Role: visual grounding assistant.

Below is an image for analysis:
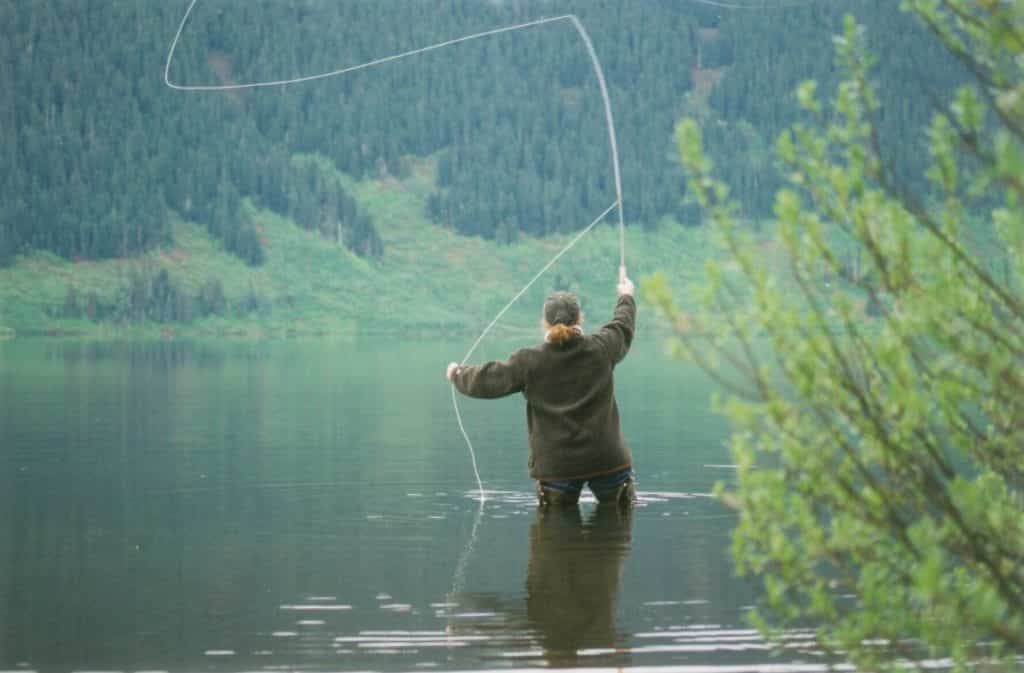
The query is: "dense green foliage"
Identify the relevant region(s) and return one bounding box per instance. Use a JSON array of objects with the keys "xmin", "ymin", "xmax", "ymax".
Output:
[
  {"xmin": 2, "ymin": 0, "xmax": 960, "ymax": 272},
  {"xmin": 55, "ymin": 268, "xmax": 250, "ymax": 325},
  {"xmin": 703, "ymin": 0, "xmax": 966, "ymax": 216},
  {"xmin": 0, "ymin": 159, "xmax": 715, "ymax": 337},
  {"xmin": 0, "ymin": 1, "xmax": 380, "ymax": 266},
  {"xmin": 651, "ymin": 2, "xmax": 1024, "ymax": 669}
]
